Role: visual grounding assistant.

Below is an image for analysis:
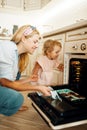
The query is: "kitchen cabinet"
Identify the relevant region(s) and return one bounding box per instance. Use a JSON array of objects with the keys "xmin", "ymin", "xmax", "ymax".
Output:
[
  {"xmin": 66, "ymin": 27, "xmax": 87, "ymax": 42},
  {"xmin": 0, "ymin": 0, "xmax": 51, "ymax": 11},
  {"xmin": 0, "ymin": 0, "xmax": 23, "ymax": 10},
  {"xmin": 64, "ymin": 23, "xmax": 87, "ymax": 53},
  {"xmin": 24, "ymin": 0, "xmax": 51, "ymax": 11}
]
